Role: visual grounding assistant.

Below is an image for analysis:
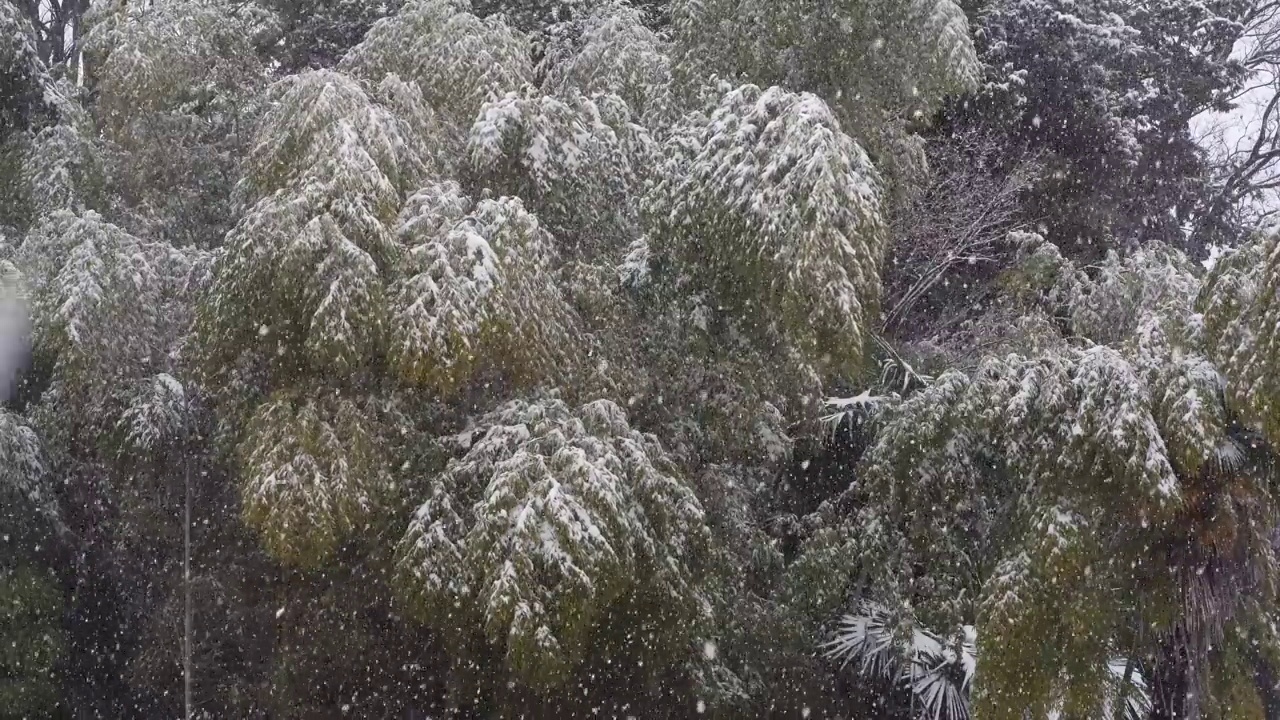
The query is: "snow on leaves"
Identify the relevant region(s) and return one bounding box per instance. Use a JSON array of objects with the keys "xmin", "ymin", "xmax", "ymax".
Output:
[
  {"xmin": 239, "ymin": 391, "xmax": 391, "ymax": 568},
  {"xmin": 1200, "ymin": 231, "xmax": 1280, "ymax": 445},
  {"xmin": 468, "ymin": 89, "xmax": 651, "ymax": 252},
  {"xmin": 340, "ymin": 0, "xmax": 532, "ymax": 153},
  {"xmin": 539, "ymin": 3, "xmax": 673, "ymax": 126},
  {"xmin": 0, "ymin": 1, "xmax": 50, "ymax": 136},
  {"xmin": 669, "ymin": 0, "xmax": 978, "ymax": 187},
  {"xmin": 805, "ymin": 233, "xmax": 1280, "ymax": 720},
  {"xmin": 978, "ymin": 338, "xmax": 1186, "ymax": 511},
  {"xmin": 397, "ymin": 397, "xmax": 708, "ymax": 688},
  {"xmin": 647, "ymin": 84, "xmax": 886, "ymax": 375},
  {"xmin": 18, "ymin": 210, "xmax": 198, "ymax": 396},
  {"xmin": 202, "ymin": 70, "xmax": 431, "ymax": 389},
  {"xmin": 389, "ymin": 183, "xmax": 581, "ymax": 393},
  {"xmin": 0, "ymin": 409, "xmax": 50, "ymax": 521},
  {"xmin": 671, "ymin": 0, "xmax": 979, "ymax": 107},
  {"xmin": 824, "ymin": 602, "xmax": 976, "ymax": 720},
  {"xmin": 199, "ymin": 188, "xmax": 389, "ymax": 388},
  {"xmin": 841, "ymin": 347, "xmax": 1185, "ymax": 720},
  {"xmin": 999, "ymin": 237, "xmax": 1231, "ymax": 478},
  {"xmin": 914, "ymin": 0, "xmax": 983, "ymax": 95},
  {"xmin": 22, "ymin": 86, "xmax": 101, "ymax": 216},
  {"xmin": 120, "ymin": 373, "xmax": 187, "ymax": 452},
  {"xmin": 200, "ymin": 63, "xmax": 600, "ymax": 572},
  {"xmin": 86, "ymin": 0, "xmax": 261, "ymax": 139},
  {"xmin": 472, "ymin": 0, "xmax": 614, "ymax": 32},
  {"xmin": 1068, "ymin": 246, "xmax": 1202, "ymax": 345},
  {"xmin": 241, "ymin": 69, "xmax": 427, "ymax": 208}
]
